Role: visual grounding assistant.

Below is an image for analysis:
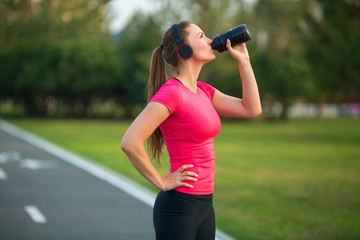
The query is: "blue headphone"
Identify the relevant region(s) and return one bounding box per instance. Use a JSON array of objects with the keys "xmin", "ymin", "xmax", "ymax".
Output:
[{"xmin": 171, "ymin": 24, "xmax": 193, "ymax": 60}]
